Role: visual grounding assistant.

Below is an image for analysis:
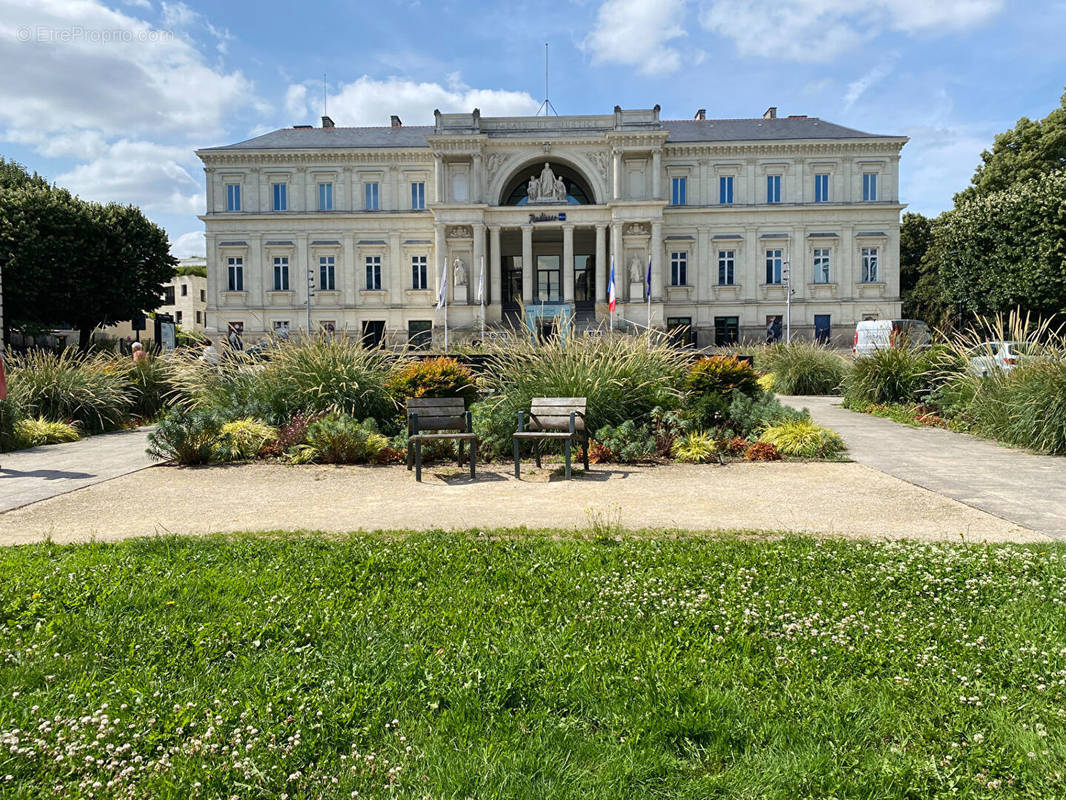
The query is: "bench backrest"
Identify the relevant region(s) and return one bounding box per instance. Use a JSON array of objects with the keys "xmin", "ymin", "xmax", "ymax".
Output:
[
  {"xmin": 528, "ymin": 397, "xmax": 587, "ymax": 431},
  {"xmin": 407, "ymin": 397, "xmax": 467, "ymax": 432}
]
